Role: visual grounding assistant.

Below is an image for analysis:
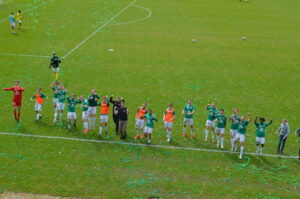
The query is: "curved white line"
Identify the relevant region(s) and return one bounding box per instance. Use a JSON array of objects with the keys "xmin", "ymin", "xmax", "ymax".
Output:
[
  {"xmin": 110, "ymin": 4, "xmax": 152, "ymax": 26},
  {"xmin": 0, "ymin": 132, "xmax": 299, "ymax": 159},
  {"xmin": 63, "ymin": 0, "xmax": 137, "ymax": 58}
]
